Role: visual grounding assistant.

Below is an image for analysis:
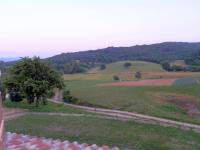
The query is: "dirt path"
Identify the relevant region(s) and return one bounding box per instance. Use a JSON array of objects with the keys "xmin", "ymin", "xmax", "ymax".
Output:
[
  {"xmin": 3, "ymin": 108, "xmax": 28, "ymax": 121},
  {"xmin": 29, "ymin": 112, "xmax": 131, "ymax": 121},
  {"xmin": 49, "ymin": 99, "xmax": 200, "ymax": 133},
  {"xmin": 4, "ymin": 100, "xmax": 200, "ymax": 133}
]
